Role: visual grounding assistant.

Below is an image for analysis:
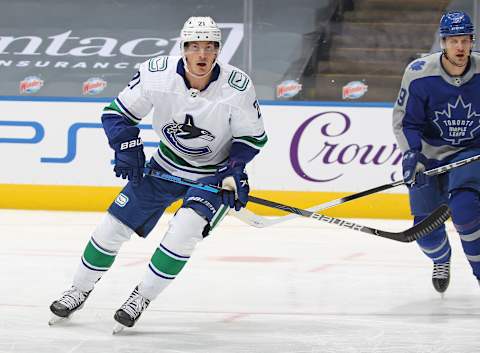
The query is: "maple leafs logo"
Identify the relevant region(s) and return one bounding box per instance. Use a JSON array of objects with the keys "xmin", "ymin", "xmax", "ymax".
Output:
[
  {"xmin": 409, "ymin": 60, "xmax": 426, "ymax": 71},
  {"xmin": 433, "ymin": 95, "xmax": 480, "ymax": 145}
]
